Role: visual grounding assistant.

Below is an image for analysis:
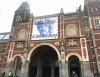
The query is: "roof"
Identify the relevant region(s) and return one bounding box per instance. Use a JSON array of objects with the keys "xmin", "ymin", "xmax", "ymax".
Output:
[
  {"xmin": 0, "ymin": 32, "xmax": 10, "ymax": 41},
  {"xmin": 64, "ymin": 12, "xmax": 81, "ymax": 17},
  {"xmin": 16, "ymin": 2, "xmax": 30, "ymax": 12}
]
